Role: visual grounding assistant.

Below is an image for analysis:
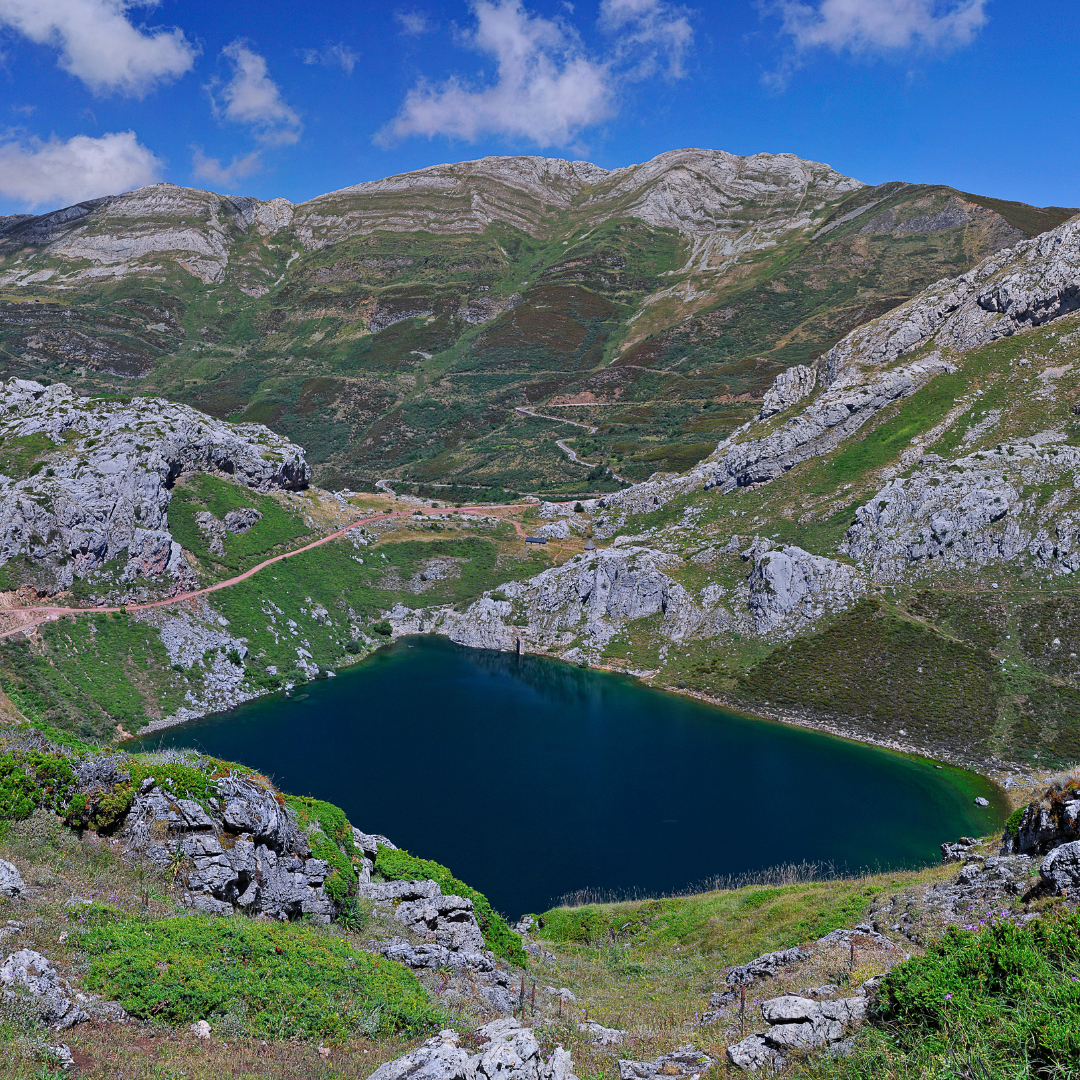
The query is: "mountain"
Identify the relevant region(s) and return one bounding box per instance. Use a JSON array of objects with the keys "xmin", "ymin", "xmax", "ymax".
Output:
[{"xmin": 1, "ymin": 149, "xmax": 1073, "ymax": 495}]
